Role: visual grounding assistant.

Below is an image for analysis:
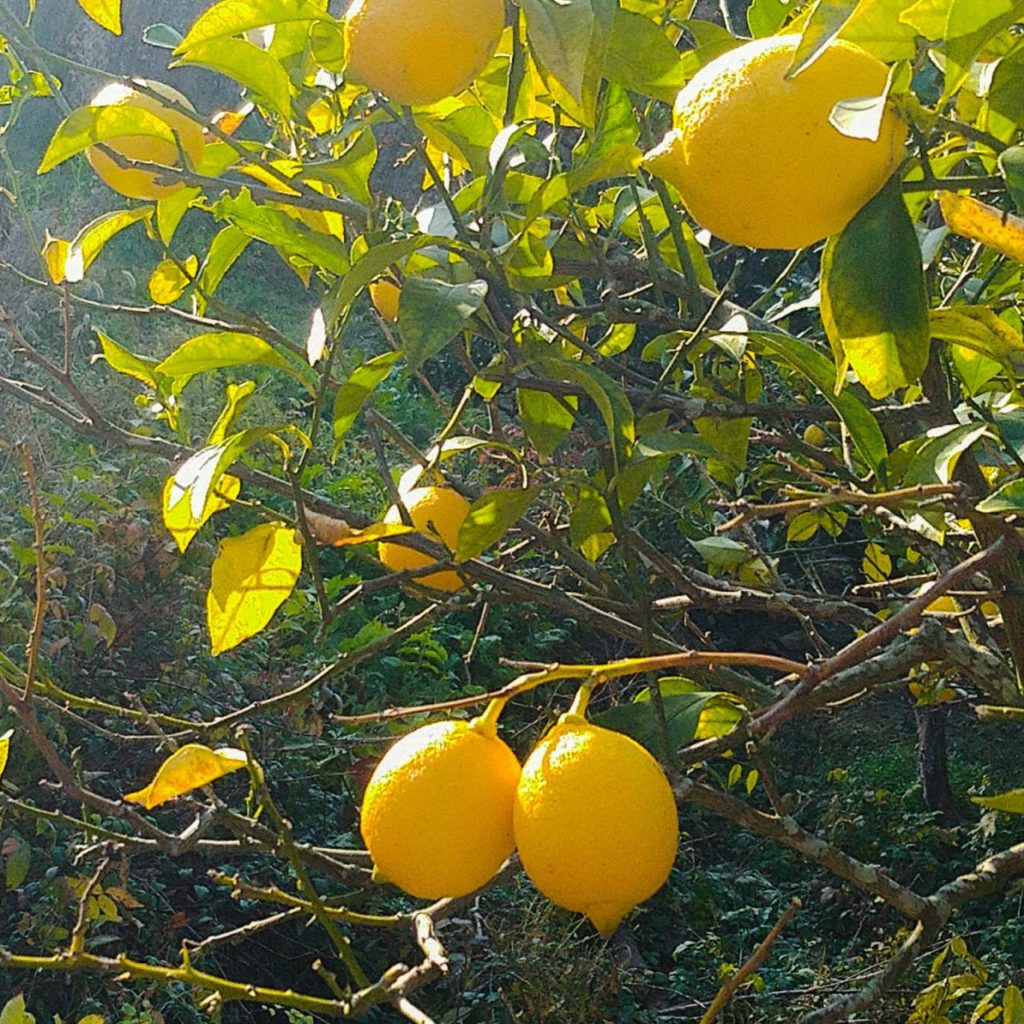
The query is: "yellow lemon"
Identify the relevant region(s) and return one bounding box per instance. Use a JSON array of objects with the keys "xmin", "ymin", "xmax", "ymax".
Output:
[
  {"xmin": 360, "ymin": 716, "xmax": 521, "ymax": 899},
  {"xmin": 85, "ymin": 80, "xmax": 205, "ymax": 201},
  {"xmin": 514, "ymin": 714, "xmax": 679, "ymax": 938},
  {"xmin": 369, "ymin": 277, "xmax": 400, "ymax": 322},
  {"xmin": 643, "ymin": 35, "xmax": 906, "ymax": 249},
  {"xmin": 378, "ymin": 485, "xmax": 470, "ymax": 592},
  {"xmin": 344, "ymin": 0, "xmax": 505, "ymax": 106}
]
